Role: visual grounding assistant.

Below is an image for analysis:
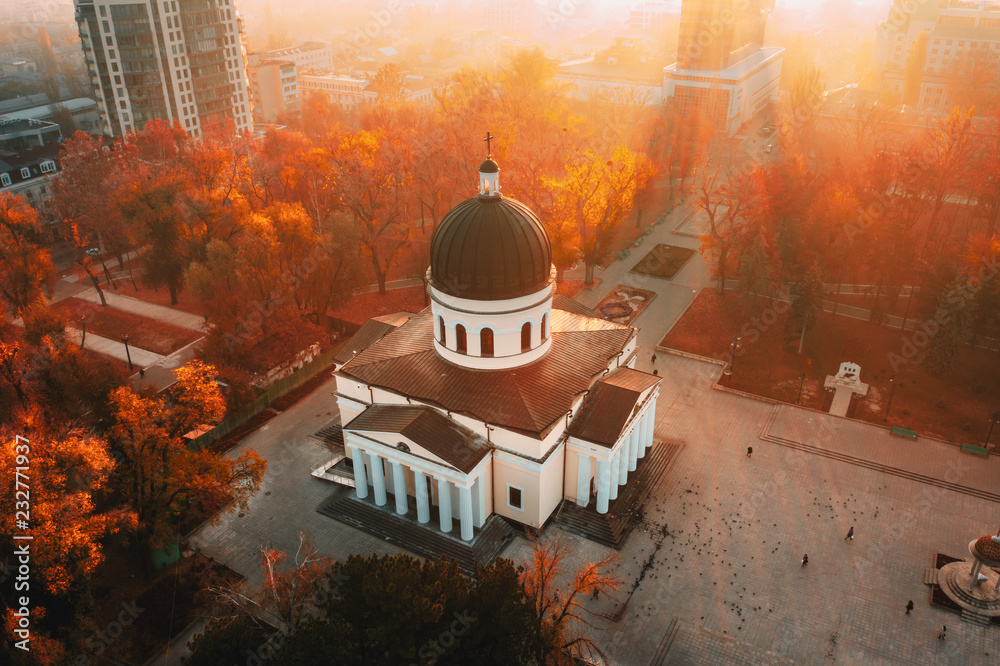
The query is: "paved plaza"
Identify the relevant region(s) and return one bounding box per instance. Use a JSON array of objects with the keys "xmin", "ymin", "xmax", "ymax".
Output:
[{"xmin": 187, "ymin": 351, "xmax": 1000, "ymax": 665}]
